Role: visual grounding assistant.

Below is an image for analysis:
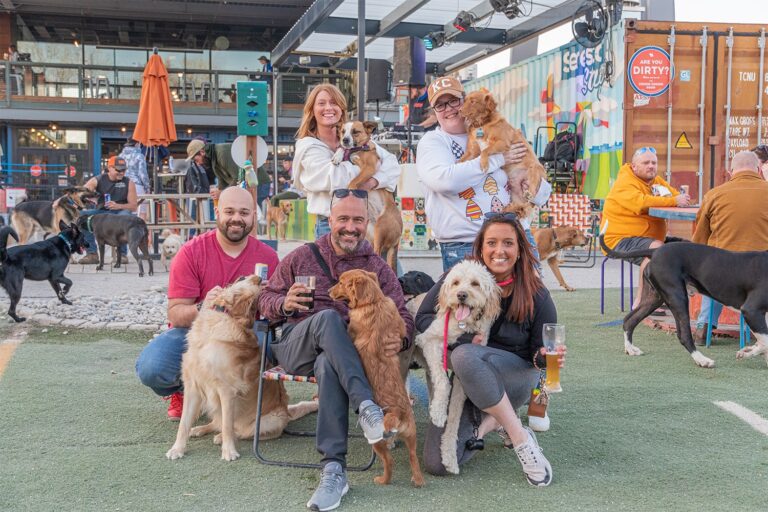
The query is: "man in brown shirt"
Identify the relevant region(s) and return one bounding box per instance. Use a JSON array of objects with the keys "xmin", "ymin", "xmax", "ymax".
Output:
[{"xmin": 692, "ymin": 150, "xmax": 768, "ymax": 342}]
